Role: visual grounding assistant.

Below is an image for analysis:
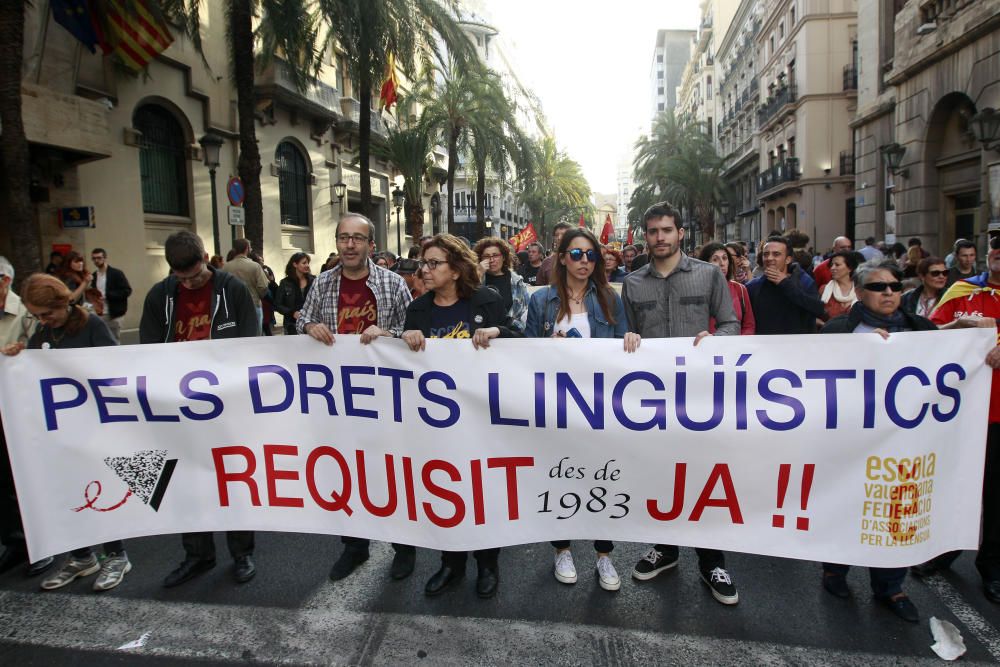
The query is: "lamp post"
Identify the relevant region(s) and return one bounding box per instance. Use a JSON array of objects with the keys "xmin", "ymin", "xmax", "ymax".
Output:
[
  {"xmin": 971, "ymin": 108, "xmax": 1000, "ymax": 151},
  {"xmin": 720, "ymin": 200, "xmax": 730, "ymax": 241},
  {"xmin": 880, "ymin": 143, "xmax": 908, "ymax": 178},
  {"xmin": 198, "ymin": 131, "xmax": 224, "ymax": 256},
  {"xmin": 392, "ymin": 186, "xmax": 405, "ymax": 256},
  {"xmin": 485, "ymin": 216, "xmax": 493, "ymax": 239},
  {"xmin": 332, "ymin": 180, "xmax": 347, "ymax": 206}
]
